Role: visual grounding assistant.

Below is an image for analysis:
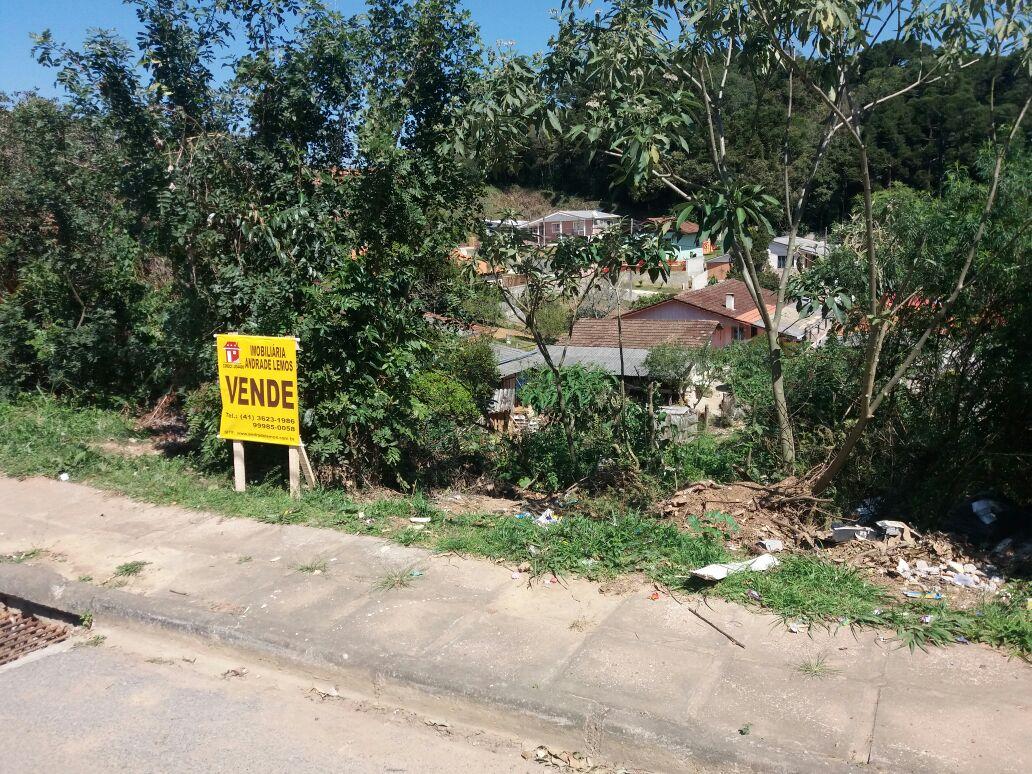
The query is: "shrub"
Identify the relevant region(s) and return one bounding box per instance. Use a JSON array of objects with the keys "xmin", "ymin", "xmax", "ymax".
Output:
[{"xmin": 534, "ymin": 300, "xmax": 573, "ymax": 343}]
